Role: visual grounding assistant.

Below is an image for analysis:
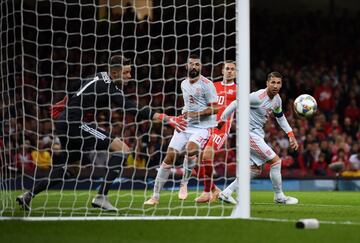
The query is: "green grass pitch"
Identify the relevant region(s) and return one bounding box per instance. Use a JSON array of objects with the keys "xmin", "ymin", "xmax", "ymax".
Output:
[{"xmin": 1, "ymin": 190, "xmax": 360, "ymax": 243}]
